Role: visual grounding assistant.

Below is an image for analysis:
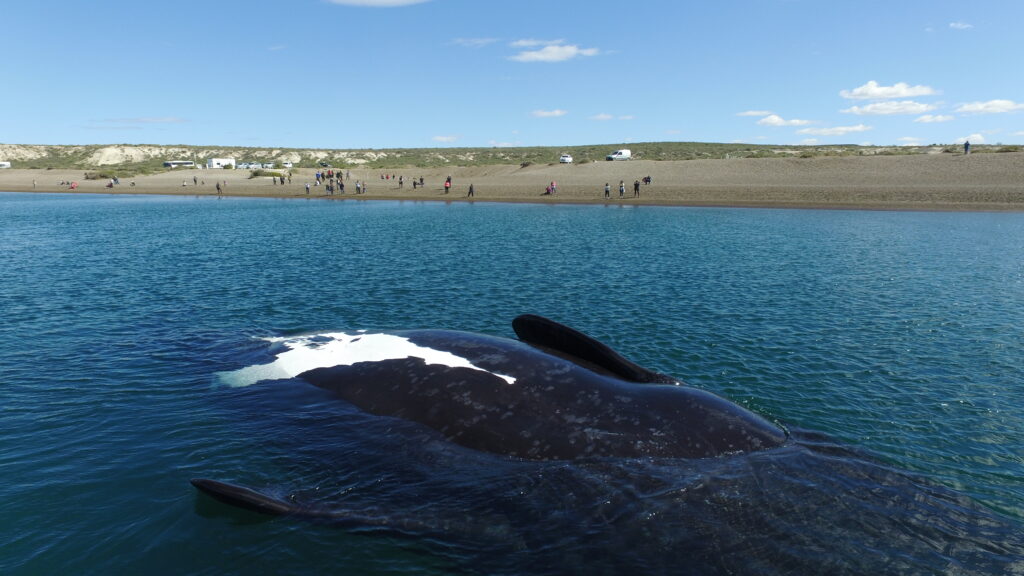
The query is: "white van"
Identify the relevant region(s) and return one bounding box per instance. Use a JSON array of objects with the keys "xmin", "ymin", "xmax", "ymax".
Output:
[{"xmin": 606, "ymin": 149, "xmax": 631, "ymax": 161}]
